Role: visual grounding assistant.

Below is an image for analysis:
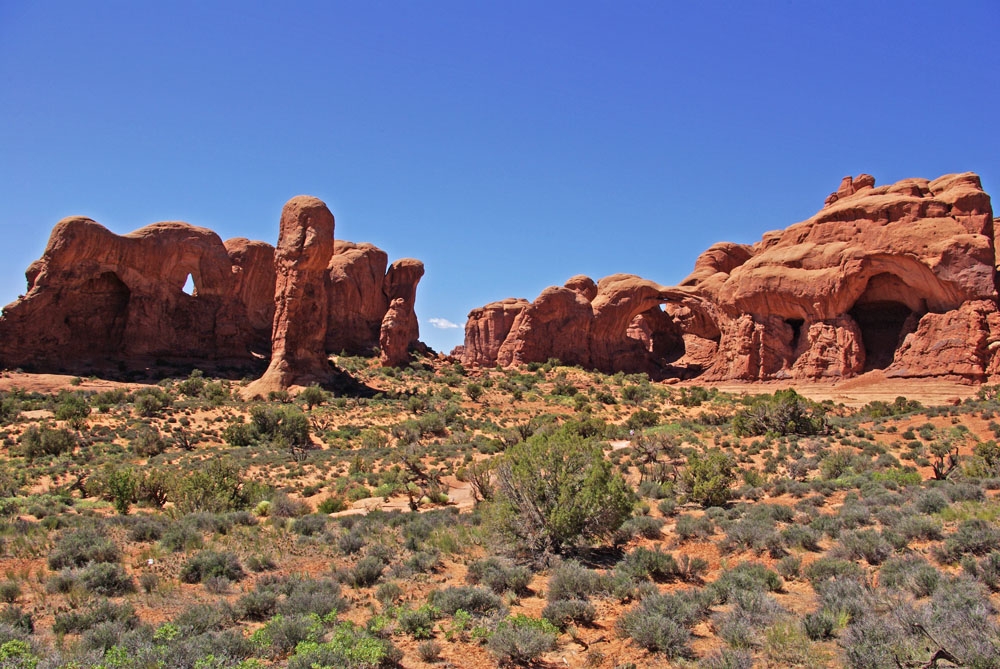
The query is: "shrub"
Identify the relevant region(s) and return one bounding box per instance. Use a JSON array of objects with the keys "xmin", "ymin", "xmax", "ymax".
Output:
[
  {"xmin": 802, "ymin": 608, "xmax": 841, "ymax": 641},
  {"xmin": 617, "ymin": 589, "xmax": 709, "ymax": 657},
  {"xmin": 292, "ymin": 514, "xmax": 328, "ymax": 536},
  {"xmin": 279, "ymin": 578, "xmax": 348, "ymax": 618},
  {"xmin": 617, "ymin": 515, "xmax": 665, "ymax": 540},
  {"xmin": 79, "ymin": 563, "xmax": 135, "ymax": 597},
  {"xmin": 429, "ymin": 586, "xmax": 505, "ymax": 616},
  {"xmin": 345, "ymin": 555, "xmax": 385, "ymax": 588},
  {"xmin": 547, "ymin": 561, "xmax": 605, "ymax": 602},
  {"xmin": 618, "ymin": 547, "xmax": 679, "ymax": 582},
  {"xmin": 803, "ymin": 557, "xmax": 865, "ymax": 589},
  {"xmin": 711, "ymin": 562, "xmax": 783, "ymax": 604},
  {"xmin": 487, "ymin": 615, "xmax": 558, "ymax": 666},
  {"xmin": 487, "ymin": 428, "xmax": 634, "ymax": 553},
  {"xmin": 934, "ymin": 518, "xmax": 1000, "ymax": 563},
  {"xmin": 467, "ymin": 558, "xmax": 532, "ymax": 595},
  {"xmin": 179, "ymin": 550, "xmax": 245, "ymax": 584},
  {"xmin": 286, "ymin": 622, "xmax": 401, "ymax": 669},
  {"xmin": 682, "ymin": 449, "xmax": 737, "ymax": 508},
  {"xmin": 171, "ymin": 458, "xmax": 264, "ymax": 514},
  {"xmin": 159, "ymin": 521, "xmax": 204, "ymax": 552},
  {"xmin": 0, "ymin": 582, "xmax": 20, "ymax": 604},
  {"xmin": 125, "ymin": 515, "xmax": 167, "ymax": 542},
  {"xmin": 236, "ymin": 590, "xmax": 278, "ymax": 621},
  {"xmin": 18, "ymin": 425, "xmax": 77, "ymax": 459},
  {"xmin": 834, "ymin": 529, "xmax": 893, "ymax": 565},
  {"xmin": 713, "ymin": 589, "xmax": 784, "ymax": 649},
  {"xmin": 397, "ymin": 604, "xmax": 438, "ymax": 639},
  {"xmin": 675, "ymin": 513, "xmax": 715, "ymax": 540},
  {"xmin": 48, "ymin": 528, "xmax": 120, "ymax": 570},
  {"xmin": 731, "ymin": 390, "xmax": 825, "ymax": 437},
  {"xmin": 542, "ymin": 598, "xmax": 596, "ymax": 630}
]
